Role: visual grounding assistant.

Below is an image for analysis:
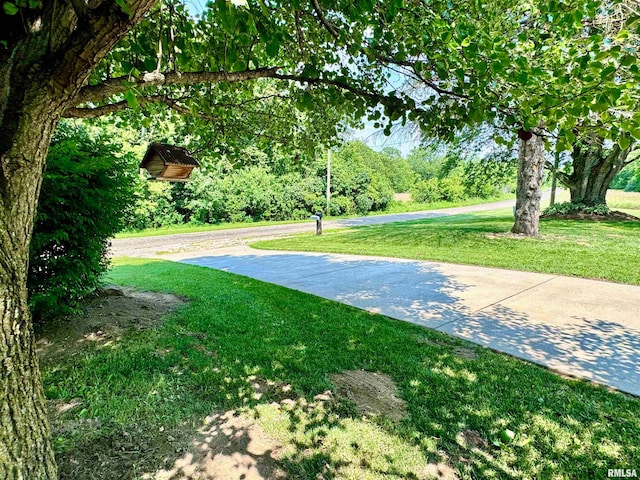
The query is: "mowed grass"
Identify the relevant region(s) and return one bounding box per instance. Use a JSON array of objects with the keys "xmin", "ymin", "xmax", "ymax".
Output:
[
  {"xmin": 254, "ymin": 209, "xmax": 640, "ymax": 285},
  {"xmin": 115, "ymin": 194, "xmax": 512, "ymax": 239},
  {"xmin": 41, "ymin": 259, "xmax": 640, "ymax": 479},
  {"xmin": 115, "ymin": 217, "xmax": 310, "ymax": 239},
  {"xmin": 607, "ymin": 190, "xmax": 640, "ymax": 211}
]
